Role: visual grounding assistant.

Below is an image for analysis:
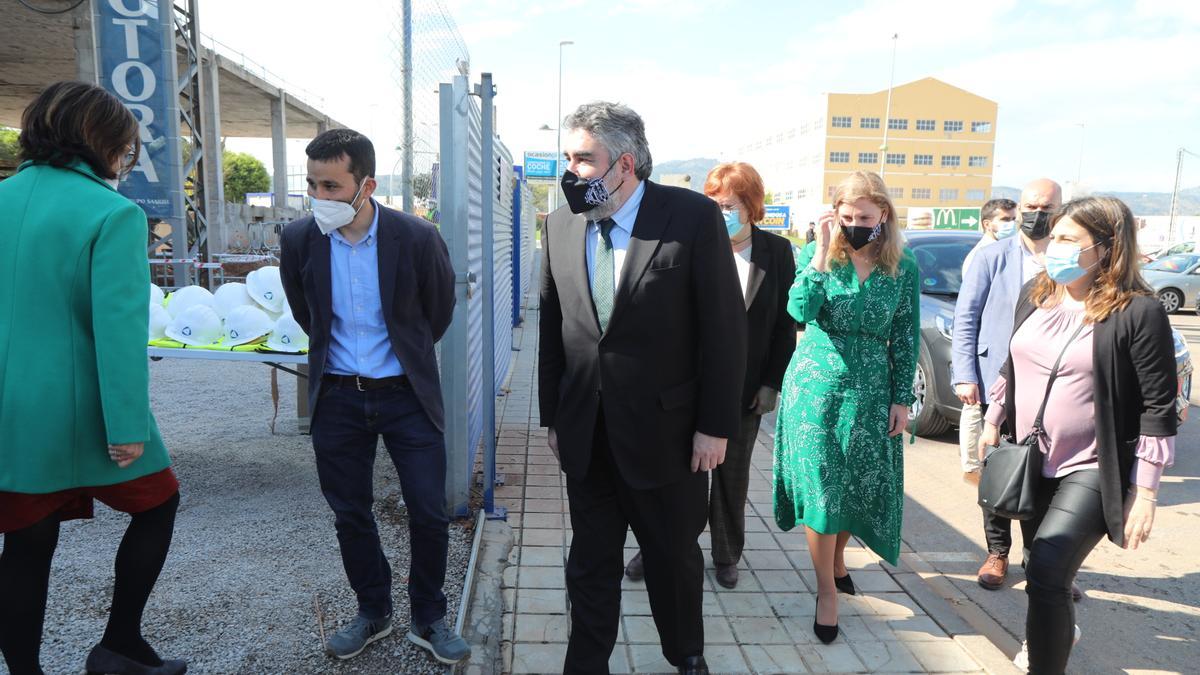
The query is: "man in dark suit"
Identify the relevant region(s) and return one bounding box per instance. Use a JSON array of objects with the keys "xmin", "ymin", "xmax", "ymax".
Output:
[
  {"xmin": 539, "ymin": 102, "xmax": 747, "ymax": 675},
  {"xmin": 279, "ymin": 129, "xmax": 468, "ymax": 665}
]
